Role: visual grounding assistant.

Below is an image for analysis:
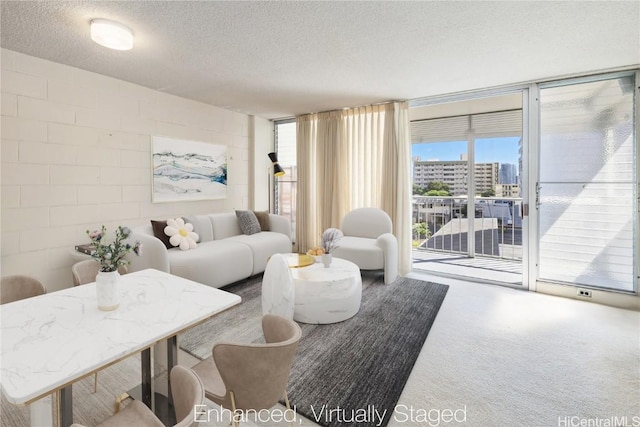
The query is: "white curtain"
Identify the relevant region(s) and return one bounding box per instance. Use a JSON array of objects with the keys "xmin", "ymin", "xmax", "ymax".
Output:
[{"xmin": 296, "ymin": 102, "xmax": 412, "ymax": 276}]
